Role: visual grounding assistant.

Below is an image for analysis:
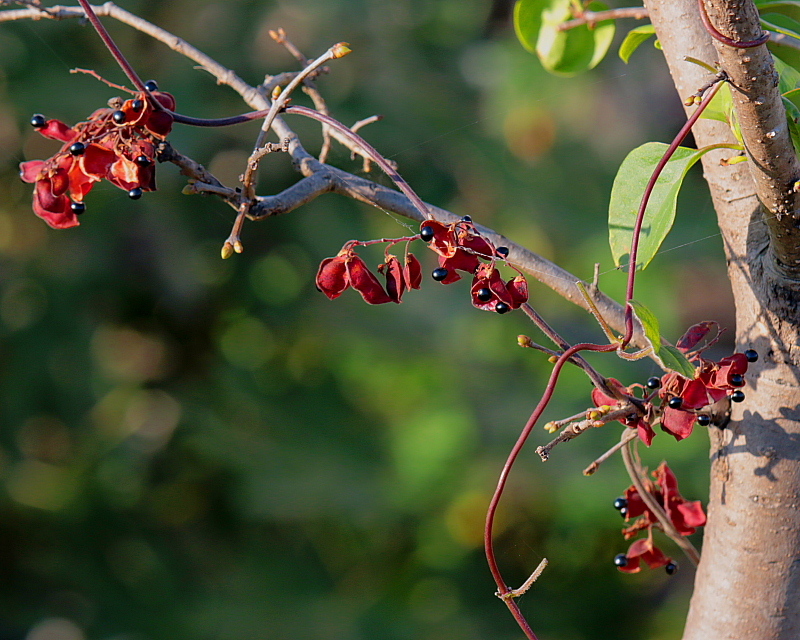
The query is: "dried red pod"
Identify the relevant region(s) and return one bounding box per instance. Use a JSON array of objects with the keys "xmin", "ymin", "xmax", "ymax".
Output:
[
  {"xmin": 315, "ymin": 256, "xmax": 349, "ymax": 300},
  {"xmin": 380, "ymin": 255, "xmax": 405, "ymax": 303},
  {"xmin": 346, "ymin": 254, "xmax": 393, "ymax": 304},
  {"xmin": 403, "ymin": 253, "xmax": 422, "ymax": 290},
  {"xmin": 676, "ymin": 320, "xmax": 718, "ymax": 352},
  {"xmin": 506, "ymin": 275, "xmax": 529, "ymax": 307}
]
